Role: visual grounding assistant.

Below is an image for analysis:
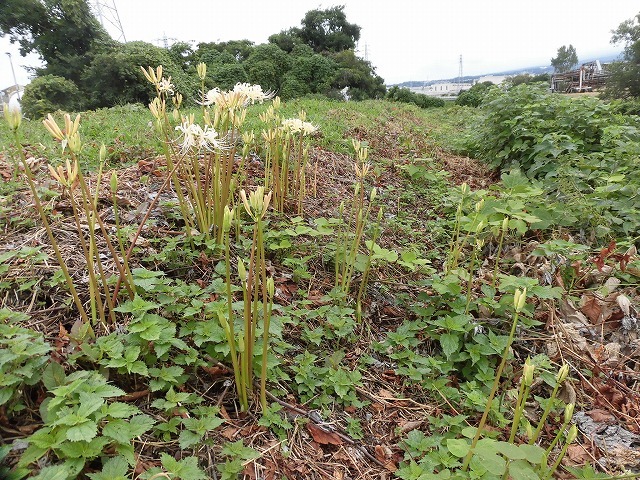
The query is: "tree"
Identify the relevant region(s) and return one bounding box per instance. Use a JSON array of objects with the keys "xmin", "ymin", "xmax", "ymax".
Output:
[
  {"xmin": 551, "ymin": 45, "xmax": 578, "ymax": 73},
  {"xmin": 243, "ymin": 44, "xmax": 291, "ymax": 93},
  {"xmin": 0, "ymin": 0, "xmax": 112, "ymax": 85},
  {"xmin": 330, "ymin": 50, "xmax": 385, "ymax": 100},
  {"xmin": 21, "ymin": 75, "xmax": 83, "ymax": 118},
  {"xmin": 605, "ymin": 12, "xmax": 640, "ymax": 98},
  {"xmin": 82, "ymin": 41, "xmax": 196, "ymax": 108},
  {"xmin": 270, "ymin": 6, "xmax": 360, "ymax": 54}
]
